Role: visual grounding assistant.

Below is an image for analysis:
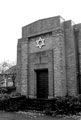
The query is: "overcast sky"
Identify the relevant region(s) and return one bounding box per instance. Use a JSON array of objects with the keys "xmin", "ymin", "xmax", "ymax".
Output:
[{"xmin": 0, "ymin": 0, "xmax": 81, "ymax": 63}]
